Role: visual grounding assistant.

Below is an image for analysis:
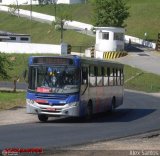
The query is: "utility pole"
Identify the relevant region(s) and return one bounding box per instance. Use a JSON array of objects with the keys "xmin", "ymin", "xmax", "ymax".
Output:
[
  {"xmin": 15, "ymin": 0, "xmax": 20, "ymax": 18},
  {"xmin": 30, "ymin": 0, "xmax": 32, "ymax": 20},
  {"xmin": 54, "ymin": 0, "xmax": 57, "ymax": 18},
  {"xmin": 60, "ymin": 17, "xmax": 64, "ymax": 43}
]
